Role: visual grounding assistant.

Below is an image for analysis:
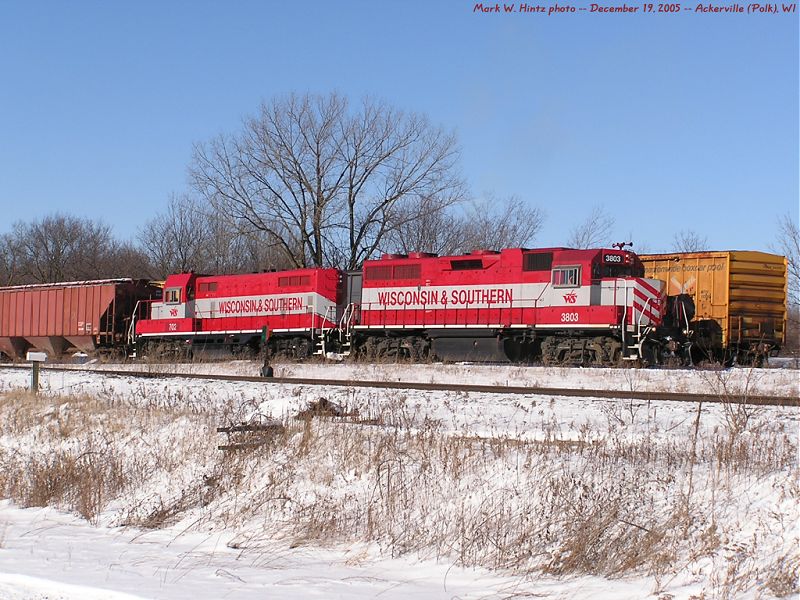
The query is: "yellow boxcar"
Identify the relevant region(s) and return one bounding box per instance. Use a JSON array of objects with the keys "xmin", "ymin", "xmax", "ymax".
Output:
[{"xmin": 640, "ymin": 251, "xmax": 787, "ymax": 361}]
